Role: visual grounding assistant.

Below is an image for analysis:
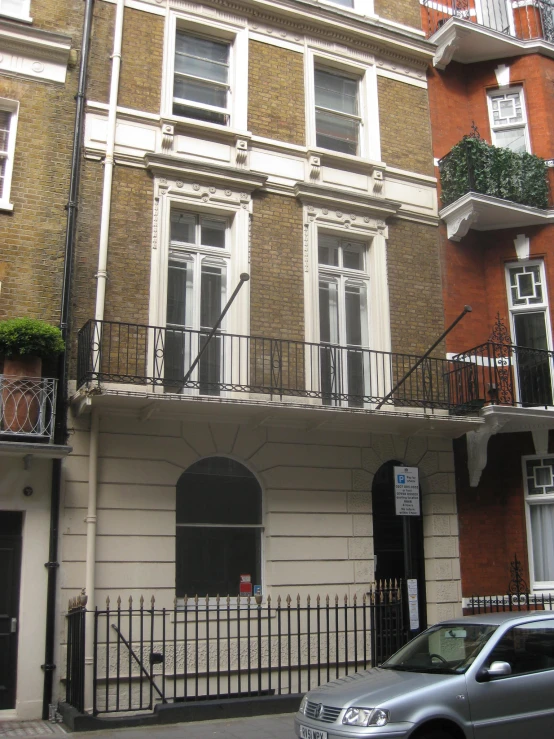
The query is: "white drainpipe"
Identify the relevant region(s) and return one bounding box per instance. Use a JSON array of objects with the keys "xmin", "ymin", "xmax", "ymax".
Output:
[
  {"xmin": 85, "ymin": 0, "xmax": 125, "ymax": 711},
  {"xmin": 84, "ymin": 409, "xmax": 99, "ymax": 712},
  {"xmin": 94, "ymin": 0, "xmax": 125, "ymax": 323}
]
